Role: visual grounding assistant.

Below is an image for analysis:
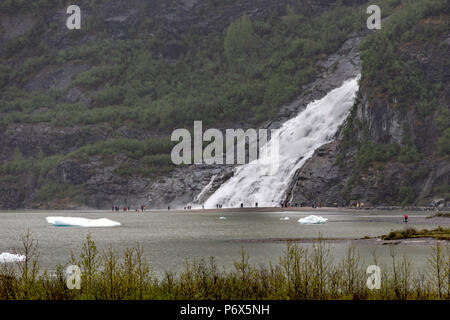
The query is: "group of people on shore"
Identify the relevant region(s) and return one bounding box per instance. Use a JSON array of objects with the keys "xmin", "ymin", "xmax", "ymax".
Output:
[
  {"xmin": 118, "ymin": 203, "xmax": 414, "ymax": 224},
  {"xmin": 112, "ymin": 205, "xmax": 146, "ymax": 212},
  {"xmin": 280, "ymin": 202, "xmax": 321, "ymax": 208}
]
